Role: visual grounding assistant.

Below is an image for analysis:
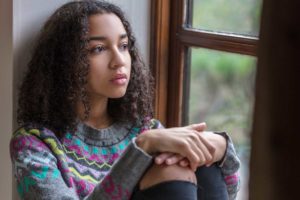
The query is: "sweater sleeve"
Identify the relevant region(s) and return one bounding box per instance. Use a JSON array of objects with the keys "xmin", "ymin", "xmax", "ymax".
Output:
[
  {"xmin": 87, "ymin": 139, "xmax": 153, "ymax": 199},
  {"xmin": 10, "ymin": 131, "xmax": 79, "ymax": 199},
  {"xmin": 214, "ymin": 132, "xmax": 241, "ymax": 200},
  {"xmin": 10, "ymin": 129, "xmax": 153, "ymax": 200}
]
